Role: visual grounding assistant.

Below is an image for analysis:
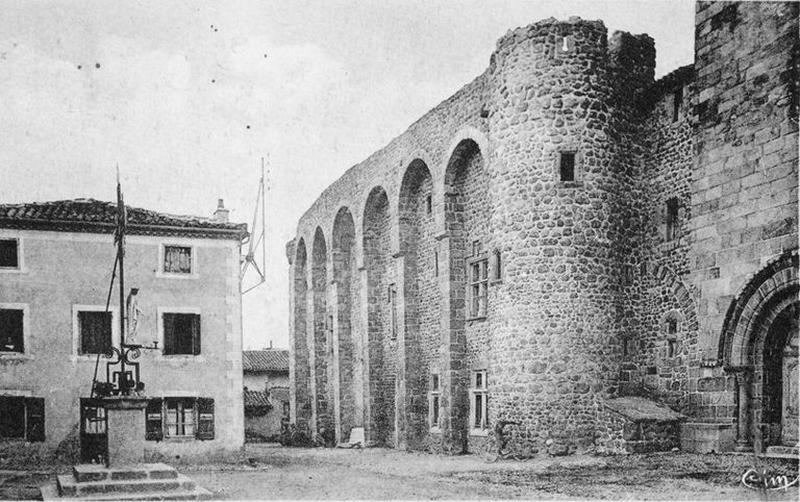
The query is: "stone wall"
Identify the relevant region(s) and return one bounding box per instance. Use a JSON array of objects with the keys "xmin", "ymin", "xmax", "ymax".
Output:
[{"xmin": 287, "ymin": 2, "xmax": 799, "ymax": 454}]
